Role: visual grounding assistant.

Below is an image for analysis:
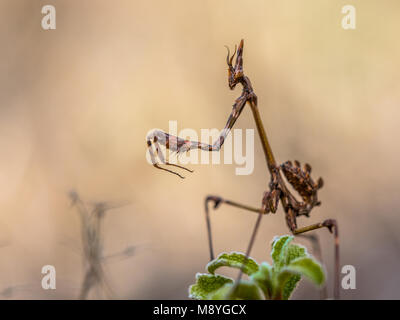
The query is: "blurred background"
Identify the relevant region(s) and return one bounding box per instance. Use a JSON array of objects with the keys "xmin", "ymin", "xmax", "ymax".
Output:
[{"xmin": 0, "ymin": 0, "xmax": 399, "ymax": 299}]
